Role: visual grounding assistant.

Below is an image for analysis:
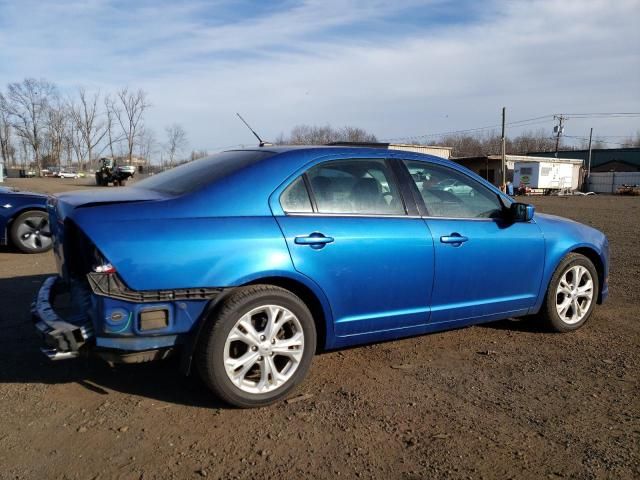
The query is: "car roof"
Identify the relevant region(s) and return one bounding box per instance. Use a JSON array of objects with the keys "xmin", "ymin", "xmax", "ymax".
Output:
[
  {"xmin": 227, "ymin": 145, "xmax": 370, "ymax": 154},
  {"xmin": 224, "ymin": 145, "xmax": 463, "ymax": 171},
  {"xmin": 225, "ymin": 144, "xmax": 450, "ymax": 160}
]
